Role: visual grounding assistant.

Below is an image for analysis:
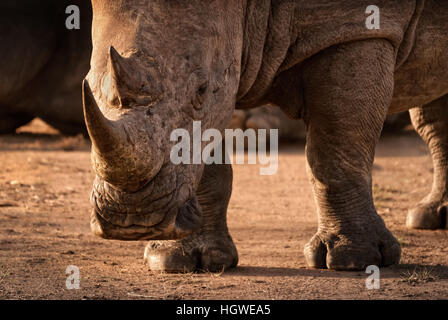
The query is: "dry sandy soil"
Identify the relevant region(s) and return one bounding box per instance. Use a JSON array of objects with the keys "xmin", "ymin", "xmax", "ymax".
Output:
[{"xmin": 0, "ymin": 119, "xmax": 447, "ymax": 300}]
